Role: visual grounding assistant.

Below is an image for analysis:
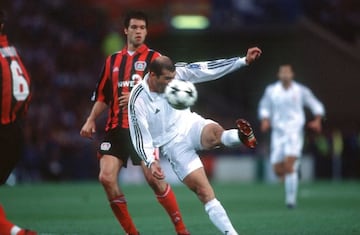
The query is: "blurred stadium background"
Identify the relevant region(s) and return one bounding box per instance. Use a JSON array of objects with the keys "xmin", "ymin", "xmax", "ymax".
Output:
[{"xmin": 0, "ymin": 0, "xmax": 359, "ymax": 184}]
